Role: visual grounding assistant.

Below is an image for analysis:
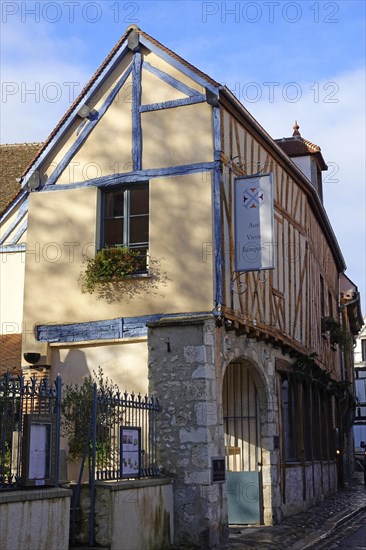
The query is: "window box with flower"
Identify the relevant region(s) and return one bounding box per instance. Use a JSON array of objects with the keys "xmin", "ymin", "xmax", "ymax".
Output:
[{"xmin": 81, "ymin": 246, "xmax": 146, "ymax": 294}]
